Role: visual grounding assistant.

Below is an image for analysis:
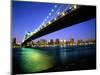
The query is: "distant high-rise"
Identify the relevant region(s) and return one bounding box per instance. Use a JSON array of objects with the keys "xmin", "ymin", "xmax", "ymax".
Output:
[
  {"xmin": 48, "ymin": 39, "xmax": 54, "ymax": 46},
  {"xmin": 55, "ymin": 39, "xmax": 60, "ymax": 46},
  {"xmin": 12, "ymin": 37, "xmax": 16, "ymax": 45},
  {"xmin": 40, "ymin": 39, "xmax": 47, "ymax": 47},
  {"xmin": 70, "ymin": 38, "xmax": 74, "ymax": 43},
  {"xmin": 77, "ymin": 39, "xmax": 84, "ymax": 45},
  {"xmin": 69, "ymin": 38, "xmax": 75, "ymax": 46}
]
